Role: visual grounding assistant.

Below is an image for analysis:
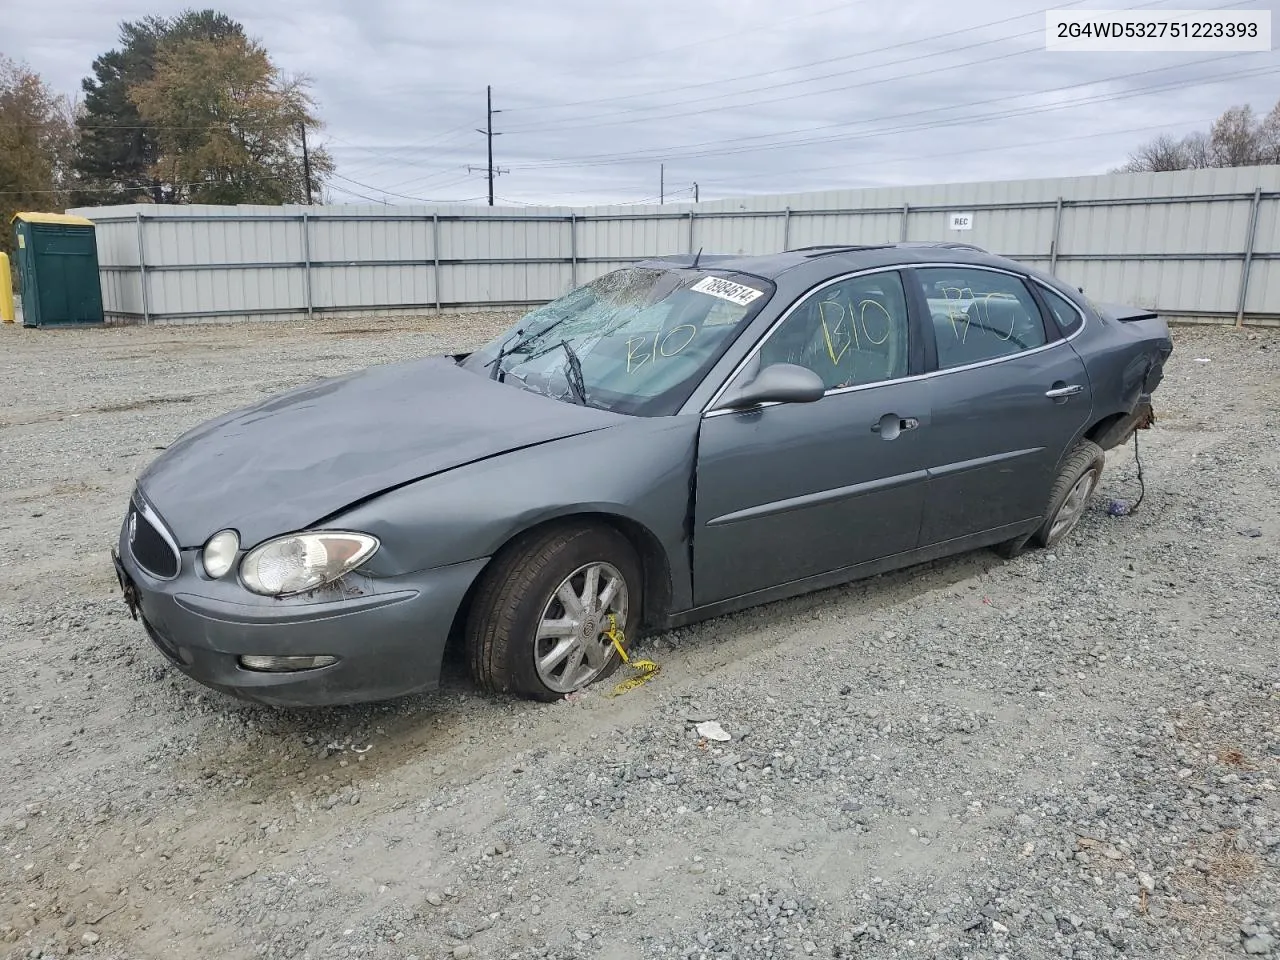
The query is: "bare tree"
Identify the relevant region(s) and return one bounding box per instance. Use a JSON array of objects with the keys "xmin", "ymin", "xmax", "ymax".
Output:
[
  {"xmin": 1117, "ymin": 100, "xmax": 1277, "ymax": 172},
  {"xmin": 1208, "ymin": 105, "xmax": 1261, "ymax": 167},
  {"xmin": 1181, "ymin": 131, "xmax": 1213, "ymax": 169},
  {"xmin": 1258, "ymin": 101, "xmax": 1280, "ymax": 165},
  {"xmin": 1116, "ymin": 134, "xmax": 1190, "ymax": 172}
]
